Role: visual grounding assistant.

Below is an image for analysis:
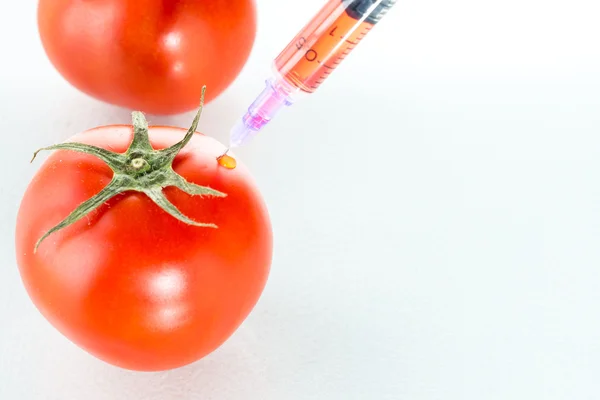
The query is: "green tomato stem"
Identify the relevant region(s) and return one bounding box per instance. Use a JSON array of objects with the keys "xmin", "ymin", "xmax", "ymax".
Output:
[{"xmin": 32, "ymin": 86, "xmax": 226, "ymax": 253}]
